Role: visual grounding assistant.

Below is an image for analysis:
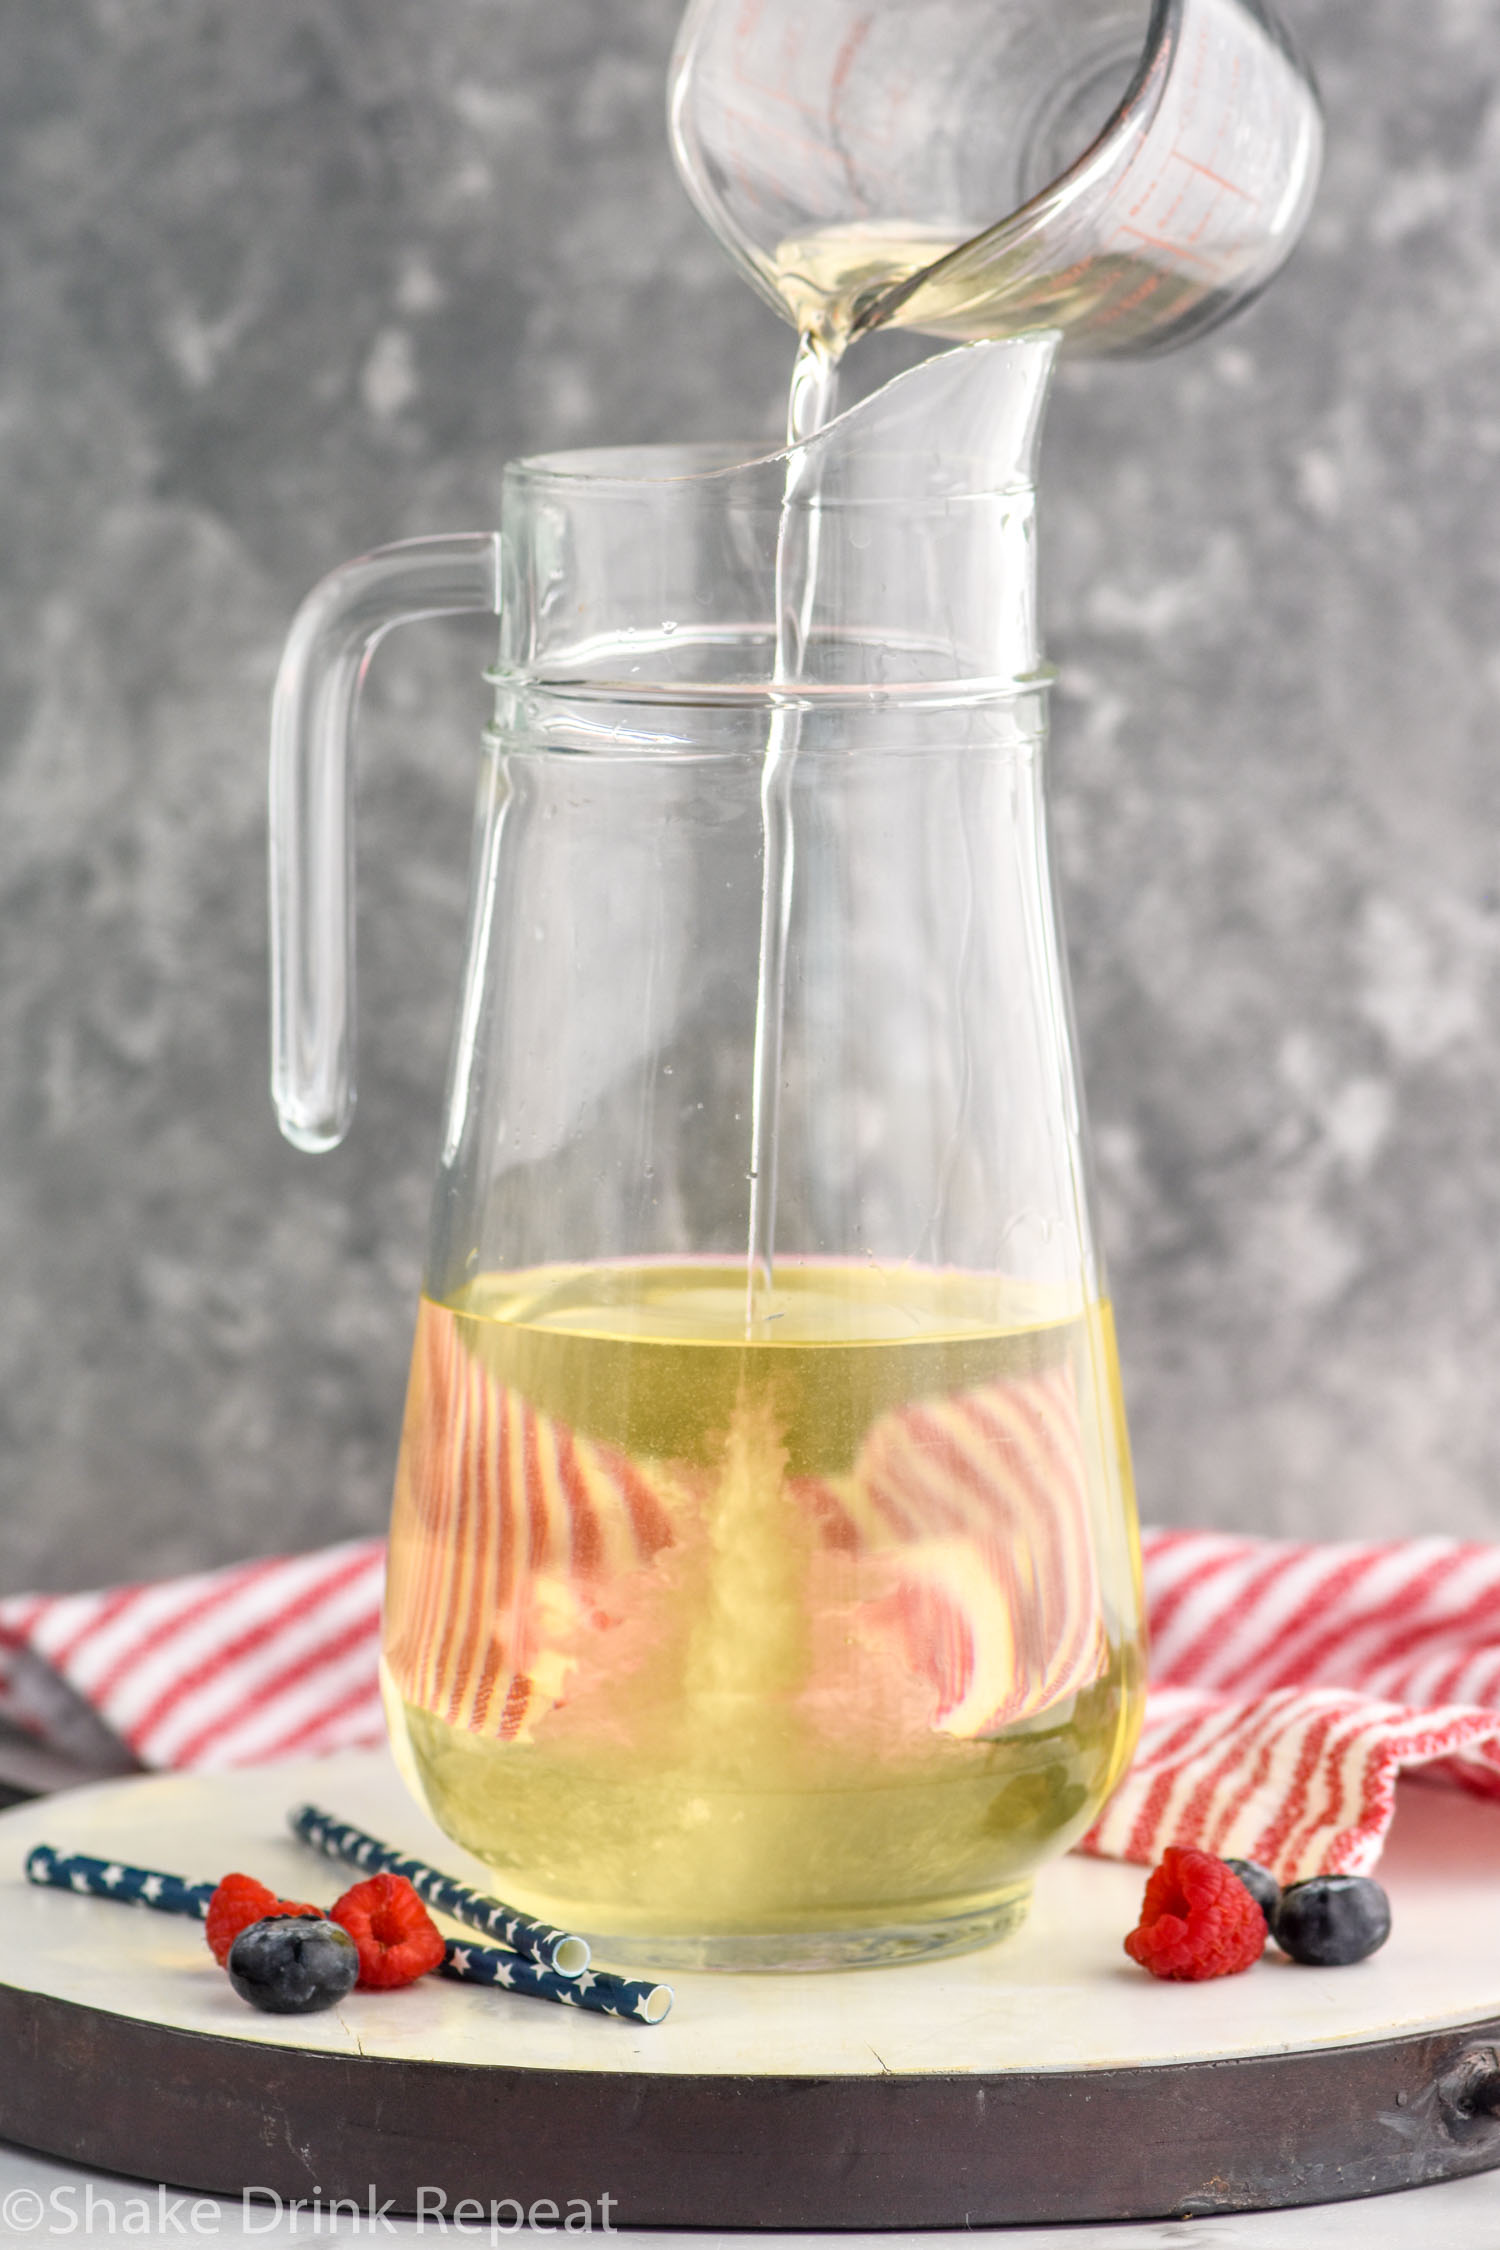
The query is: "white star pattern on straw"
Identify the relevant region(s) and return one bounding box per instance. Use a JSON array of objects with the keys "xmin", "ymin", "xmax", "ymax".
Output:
[
  {"xmin": 101, "ymin": 1865, "xmax": 124, "ymax": 1888},
  {"xmin": 450, "ymin": 1948, "xmax": 471, "ymax": 1974},
  {"xmin": 573, "ymin": 1970, "xmax": 597, "ymax": 1995},
  {"xmin": 141, "ymin": 1875, "xmax": 163, "ymax": 1902},
  {"xmin": 70, "ymin": 1871, "xmax": 90, "ymax": 1892}
]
